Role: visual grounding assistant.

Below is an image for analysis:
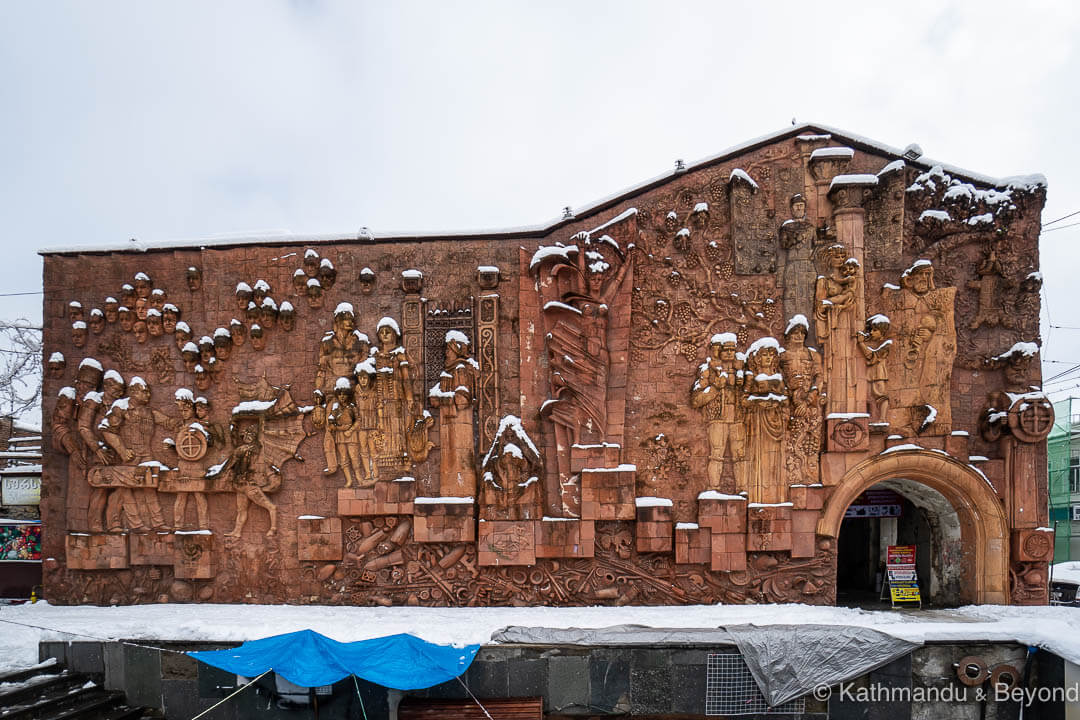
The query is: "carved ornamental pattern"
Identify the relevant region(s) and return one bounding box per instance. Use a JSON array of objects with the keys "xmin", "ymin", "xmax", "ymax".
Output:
[{"xmin": 40, "ymin": 127, "xmax": 1050, "ymax": 607}]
